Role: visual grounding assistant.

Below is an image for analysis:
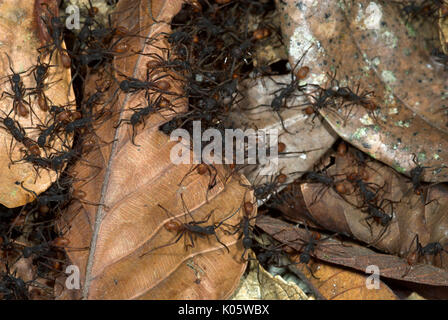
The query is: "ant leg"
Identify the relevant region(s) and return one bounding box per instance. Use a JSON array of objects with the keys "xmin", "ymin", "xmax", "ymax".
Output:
[
  {"xmin": 178, "ymin": 164, "xmax": 195, "ymax": 187},
  {"xmin": 214, "ymin": 233, "xmax": 230, "ymax": 253},
  {"xmin": 130, "ymin": 123, "xmax": 141, "ymax": 147},
  {"xmin": 364, "ymin": 216, "xmax": 374, "ymax": 238},
  {"xmin": 368, "ymin": 223, "xmax": 389, "ymax": 247},
  {"xmin": 185, "ymin": 232, "xmax": 196, "ymax": 251},
  {"xmin": 276, "ymin": 110, "xmax": 294, "ymax": 135},
  {"xmin": 190, "ymin": 209, "xmax": 216, "ymax": 226},
  {"xmin": 309, "ymin": 185, "xmax": 330, "ymax": 207},
  {"xmin": 140, "ymin": 229, "xmax": 186, "ymax": 257},
  {"xmin": 401, "ymin": 263, "xmax": 413, "ymax": 278},
  {"xmin": 304, "ymin": 263, "xmax": 320, "ymax": 280},
  {"xmin": 114, "ymin": 118, "xmax": 130, "ymax": 129},
  {"xmin": 240, "ymin": 247, "xmax": 250, "ymax": 262}
]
